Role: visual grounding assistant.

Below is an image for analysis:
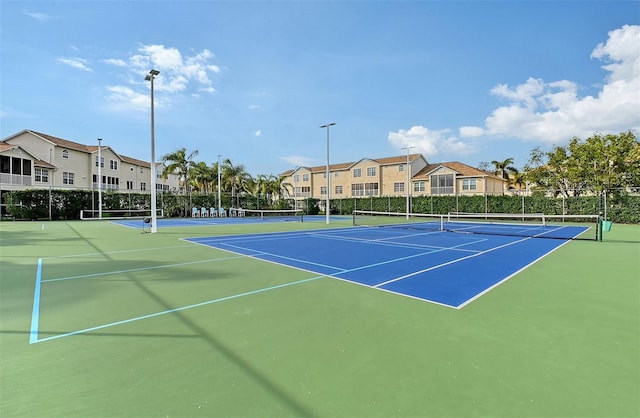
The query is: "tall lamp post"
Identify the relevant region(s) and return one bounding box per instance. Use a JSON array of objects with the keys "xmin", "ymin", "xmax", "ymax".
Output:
[
  {"xmin": 293, "ymin": 167, "xmax": 298, "ymax": 211},
  {"xmin": 98, "ymin": 138, "xmax": 103, "ymax": 219},
  {"xmin": 145, "ymin": 69, "xmax": 160, "ymax": 233},
  {"xmin": 403, "ymin": 146, "xmax": 414, "ymax": 219},
  {"xmin": 320, "ymin": 123, "xmax": 336, "ymax": 224},
  {"xmin": 217, "ymin": 154, "xmax": 222, "ymax": 212}
]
